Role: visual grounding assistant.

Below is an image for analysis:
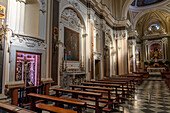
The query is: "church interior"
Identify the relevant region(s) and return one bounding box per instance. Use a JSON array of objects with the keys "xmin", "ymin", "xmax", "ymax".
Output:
[{"xmin": 0, "ymin": 0, "xmax": 170, "ymax": 113}]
